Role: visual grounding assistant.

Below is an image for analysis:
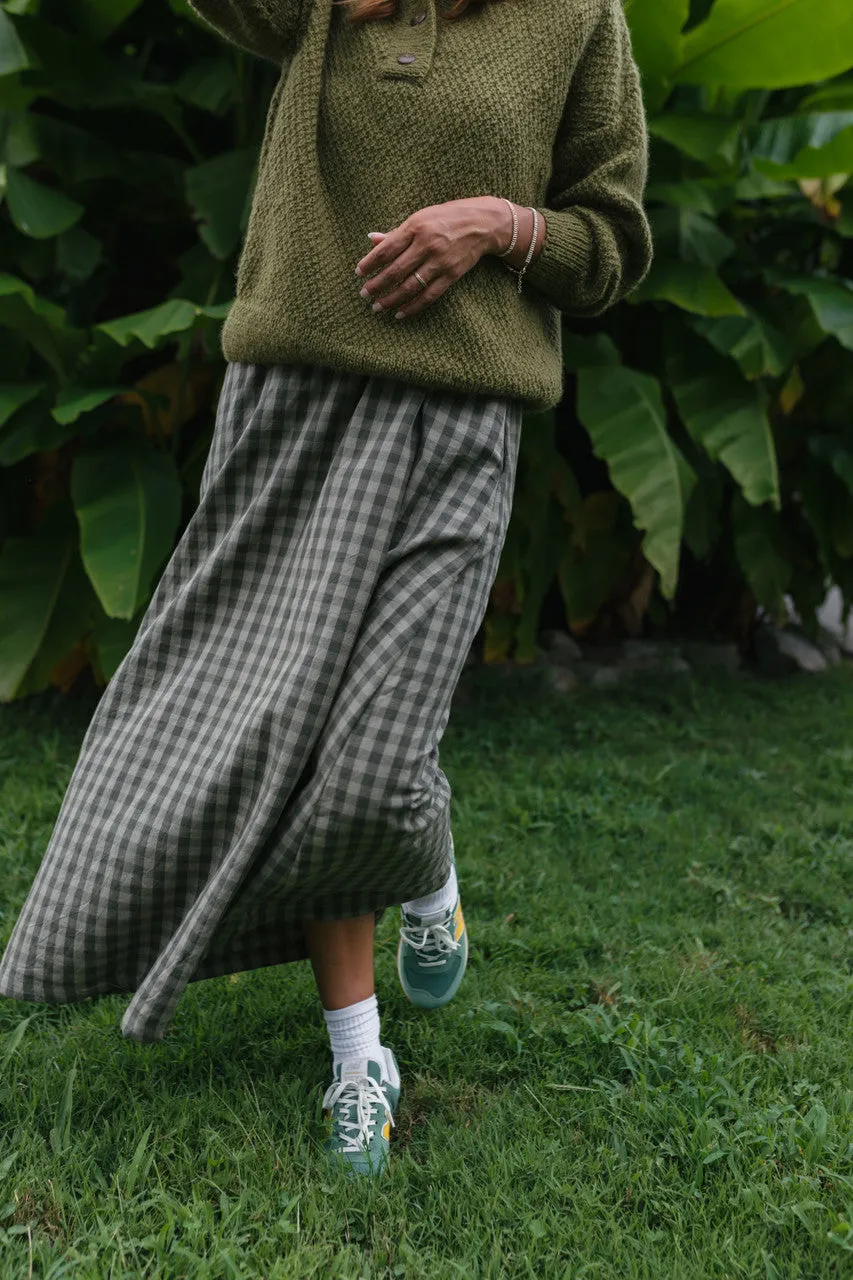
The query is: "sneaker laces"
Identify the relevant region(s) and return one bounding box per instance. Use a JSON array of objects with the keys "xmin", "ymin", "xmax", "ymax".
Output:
[
  {"xmin": 400, "ymin": 914, "xmax": 460, "ymax": 968},
  {"xmin": 322, "ymin": 1074, "xmax": 395, "ymax": 1153}
]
